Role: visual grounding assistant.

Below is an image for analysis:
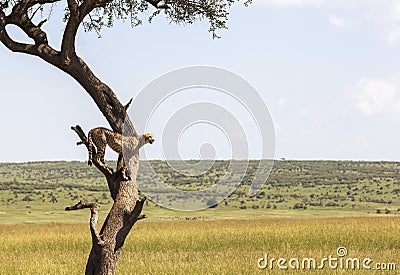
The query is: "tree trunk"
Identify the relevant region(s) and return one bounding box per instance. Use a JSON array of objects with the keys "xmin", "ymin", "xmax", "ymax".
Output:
[
  {"xmin": 85, "ymin": 181, "xmax": 141, "ymax": 275},
  {"xmin": 69, "ymin": 118, "xmax": 145, "ymax": 275}
]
